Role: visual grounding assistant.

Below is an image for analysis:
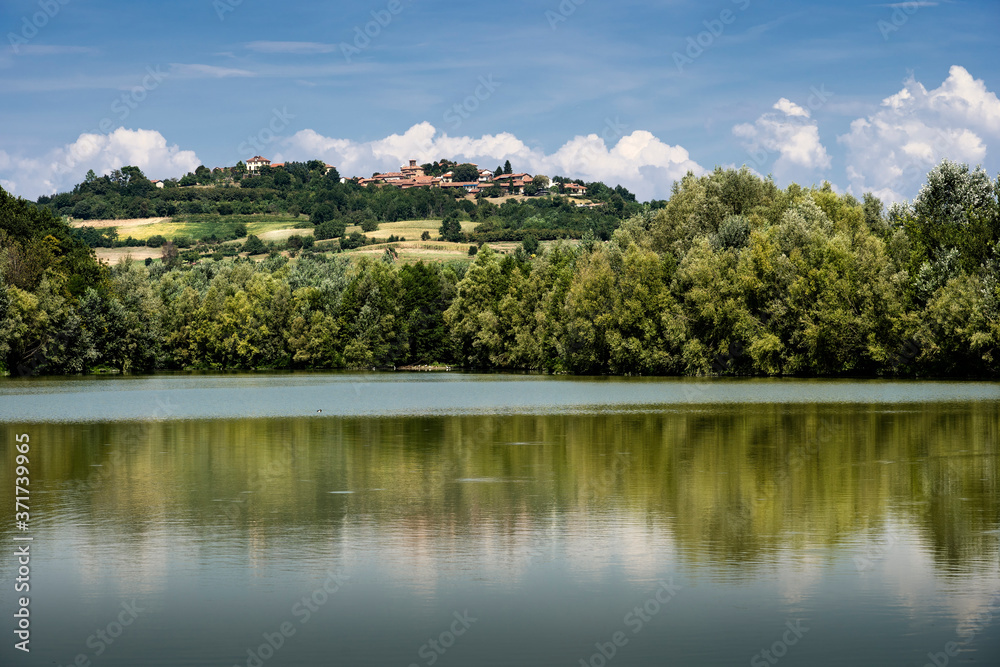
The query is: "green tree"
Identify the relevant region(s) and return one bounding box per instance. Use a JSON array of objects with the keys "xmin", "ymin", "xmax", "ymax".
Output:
[
  {"xmin": 452, "ymin": 163, "xmax": 479, "ymax": 183},
  {"xmin": 312, "ymin": 203, "xmax": 335, "ymax": 224},
  {"xmin": 315, "ymin": 220, "xmax": 346, "ymax": 240},
  {"xmin": 242, "ymin": 235, "xmax": 267, "ymax": 255},
  {"xmin": 439, "ymin": 215, "xmax": 463, "ymax": 242},
  {"xmin": 522, "ymin": 234, "xmax": 539, "ymax": 255}
]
